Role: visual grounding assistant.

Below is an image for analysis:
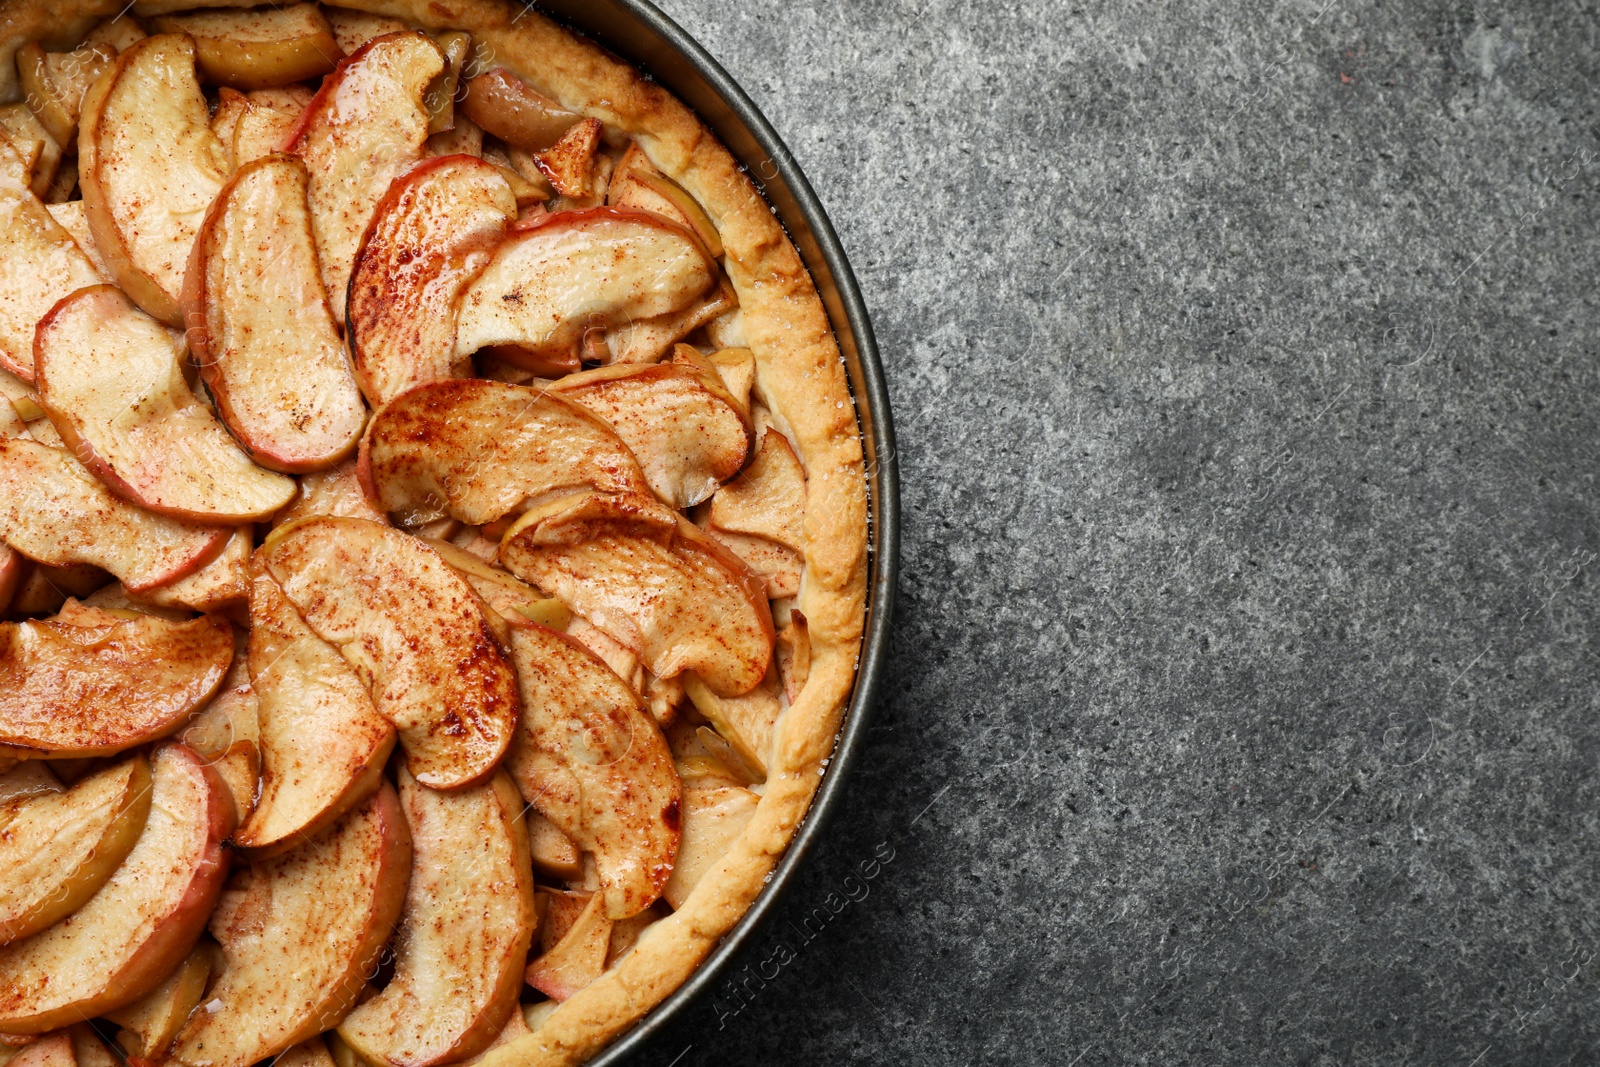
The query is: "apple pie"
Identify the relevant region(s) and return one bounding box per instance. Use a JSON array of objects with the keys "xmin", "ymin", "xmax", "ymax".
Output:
[{"xmin": 0, "ymin": 2, "xmax": 868, "ymax": 1065}]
